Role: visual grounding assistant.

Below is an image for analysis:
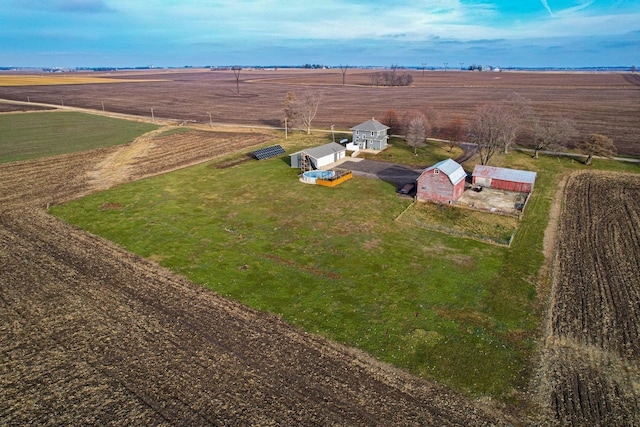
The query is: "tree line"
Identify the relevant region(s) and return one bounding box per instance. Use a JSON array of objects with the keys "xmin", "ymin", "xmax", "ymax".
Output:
[
  {"xmin": 379, "ymin": 94, "xmax": 616, "ymax": 165},
  {"xmin": 280, "ymin": 90, "xmax": 616, "ymax": 165},
  {"xmin": 369, "ymin": 71, "xmax": 414, "ymax": 87}
]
